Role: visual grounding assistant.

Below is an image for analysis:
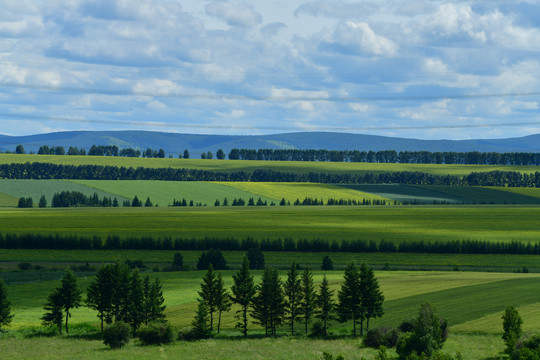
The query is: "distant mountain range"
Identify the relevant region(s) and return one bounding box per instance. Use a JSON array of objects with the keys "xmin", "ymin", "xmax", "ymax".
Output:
[{"xmin": 1, "ymin": 131, "xmax": 540, "ymax": 157}]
